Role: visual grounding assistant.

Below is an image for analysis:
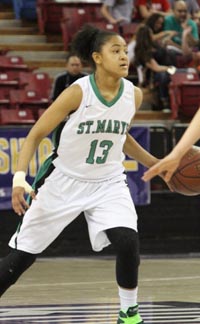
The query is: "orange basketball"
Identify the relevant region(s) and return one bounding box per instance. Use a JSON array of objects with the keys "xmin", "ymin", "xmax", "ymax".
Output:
[{"xmin": 169, "ymin": 146, "xmax": 200, "ymax": 196}]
